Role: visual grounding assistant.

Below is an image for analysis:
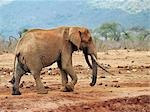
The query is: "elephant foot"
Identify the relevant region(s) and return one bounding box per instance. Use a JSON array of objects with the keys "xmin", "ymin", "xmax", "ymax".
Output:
[
  {"xmin": 12, "ymin": 87, "xmax": 21, "ymax": 95},
  {"xmin": 65, "ymin": 83, "xmax": 74, "ymax": 92},
  {"xmin": 60, "ymin": 86, "xmax": 69, "ymax": 92},
  {"xmin": 12, "ymin": 91, "xmax": 21, "ymax": 95},
  {"xmin": 37, "ymin": 89, "xmax": 48, "ymax": 94},
  {"xmin": 12, "ymin": 90, "xmax": 21, "ymax": 95}
]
